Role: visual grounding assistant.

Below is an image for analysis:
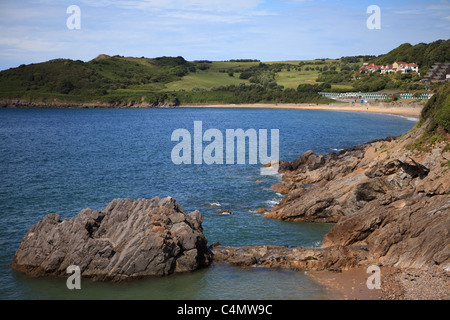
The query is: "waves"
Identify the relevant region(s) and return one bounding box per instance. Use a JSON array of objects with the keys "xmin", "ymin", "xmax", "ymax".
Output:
[{"xmin": 204, "ymin": 202, "xmax": 221, "ymax": 208}]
